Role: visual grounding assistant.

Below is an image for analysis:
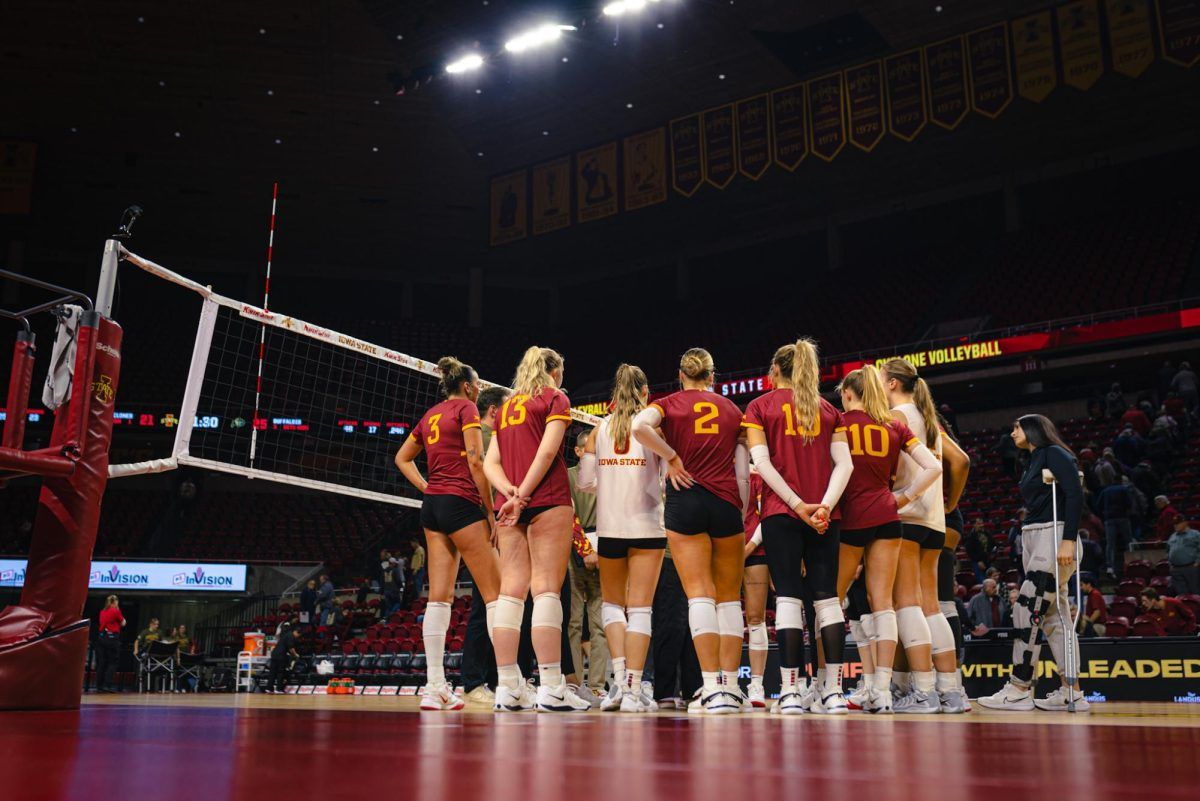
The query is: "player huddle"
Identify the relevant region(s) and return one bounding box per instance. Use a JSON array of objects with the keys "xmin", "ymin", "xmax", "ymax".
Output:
[{"xmin": 397, "ymin": 341, "xmax": 979, "ymax": 714}]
